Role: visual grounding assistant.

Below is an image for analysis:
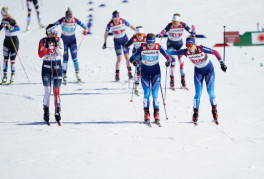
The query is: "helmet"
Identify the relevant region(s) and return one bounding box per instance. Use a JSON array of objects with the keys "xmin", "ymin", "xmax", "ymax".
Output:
[{"xmin": 46, "ymin": 24, "xmax": 58, "ymax": 36}]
